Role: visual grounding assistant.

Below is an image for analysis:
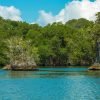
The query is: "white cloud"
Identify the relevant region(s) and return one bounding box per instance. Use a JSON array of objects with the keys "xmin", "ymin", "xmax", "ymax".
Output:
[
  {"xmin": 36, "ymin": 0, "xmax": 100, "ymax": 26},
  {"xmin": 0, "ymin": 6, "xmax": 22, "ymax": 21}
]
